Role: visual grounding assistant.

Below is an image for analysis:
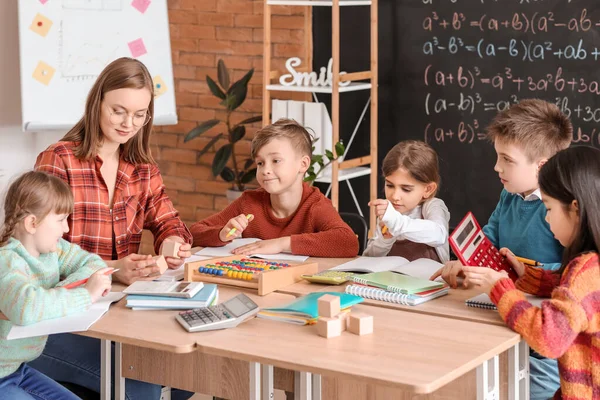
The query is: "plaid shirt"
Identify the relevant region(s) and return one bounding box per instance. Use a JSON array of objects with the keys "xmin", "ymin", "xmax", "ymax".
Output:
[{"xmin": 35, "ymin": 142, "xmax": 191, "ymax": 260}]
